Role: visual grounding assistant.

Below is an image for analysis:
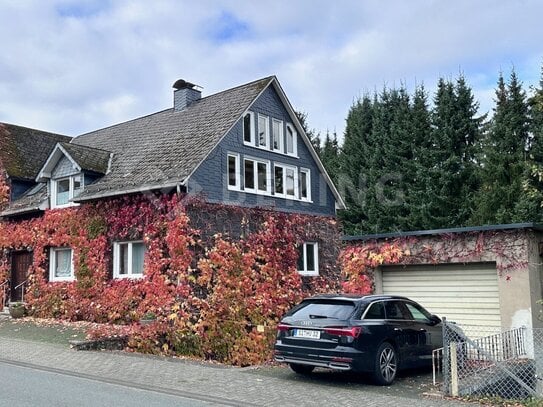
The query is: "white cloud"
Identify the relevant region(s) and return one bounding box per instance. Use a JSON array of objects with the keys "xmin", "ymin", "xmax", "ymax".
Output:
[{"xmin": 0, "ymin": 0, "xmax": 542, "ymax": 140}]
